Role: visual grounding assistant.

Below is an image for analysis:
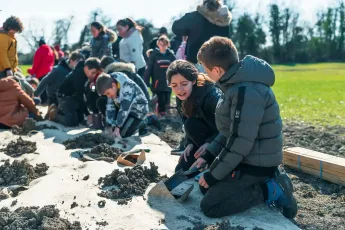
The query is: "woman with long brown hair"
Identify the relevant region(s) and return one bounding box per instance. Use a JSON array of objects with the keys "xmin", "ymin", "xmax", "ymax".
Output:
[
  {"xmin": 116, "ymin": 18, "xmax": 146, "ymax": 78},
  {"xmin": 166, "ymin": 60, "xmax": 222, "ymax": 172}
]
